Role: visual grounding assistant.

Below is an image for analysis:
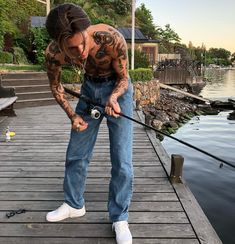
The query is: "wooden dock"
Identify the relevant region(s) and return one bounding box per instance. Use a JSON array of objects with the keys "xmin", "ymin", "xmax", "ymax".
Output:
[{"xmin": 0, "ymin": 104, "xmax": 222, "ymax": 243}]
